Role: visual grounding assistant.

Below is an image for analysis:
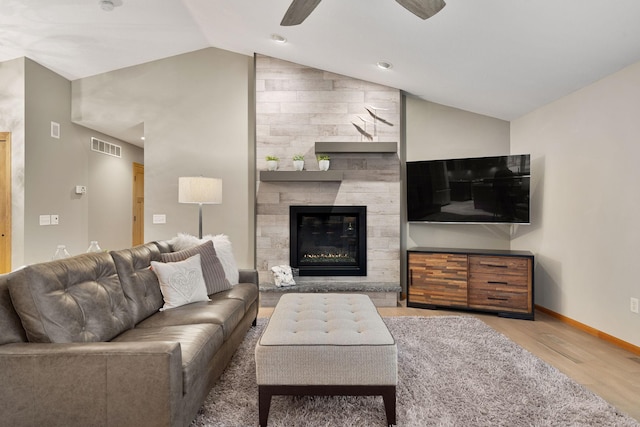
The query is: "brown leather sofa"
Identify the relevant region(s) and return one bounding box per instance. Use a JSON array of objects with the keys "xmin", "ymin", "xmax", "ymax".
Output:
[{"xmin": 0, "ymin": 241, "xmax": 259, "ymax": 427}]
